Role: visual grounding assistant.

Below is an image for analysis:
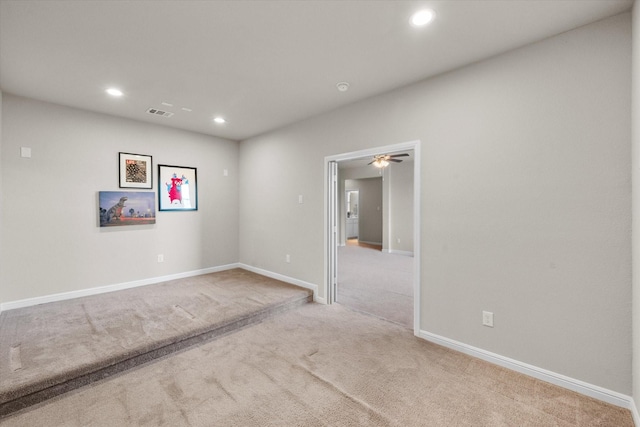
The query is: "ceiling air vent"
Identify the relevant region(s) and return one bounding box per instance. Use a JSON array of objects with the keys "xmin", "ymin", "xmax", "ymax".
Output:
[{"xmin": 146, "ymin": 108, "xmax": 174, "ymax": 118}]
